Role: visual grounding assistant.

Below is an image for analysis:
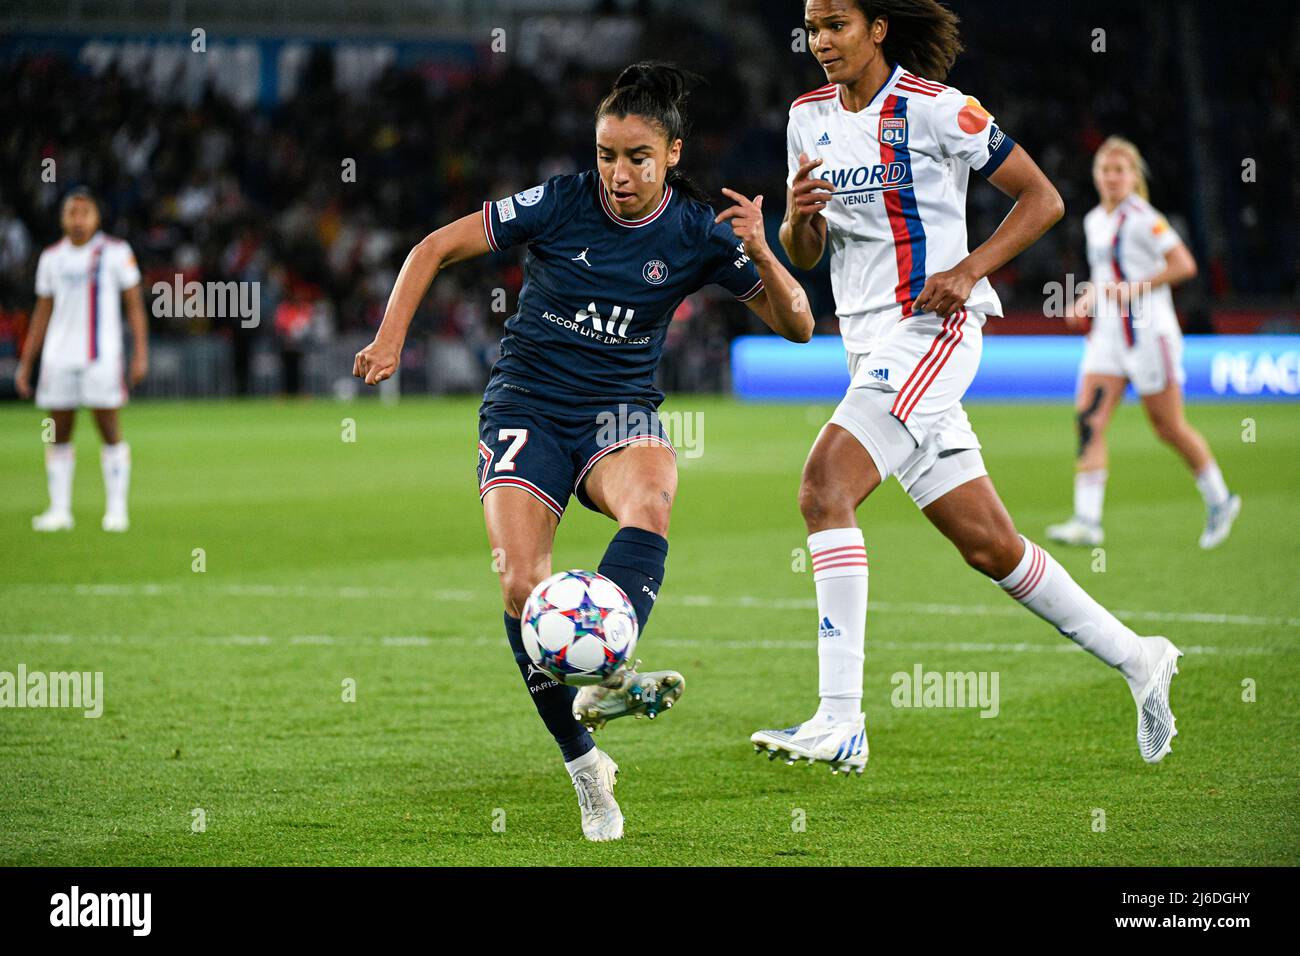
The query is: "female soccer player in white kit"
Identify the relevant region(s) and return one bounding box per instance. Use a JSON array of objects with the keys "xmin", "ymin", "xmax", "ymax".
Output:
[
  {"xmin": 751, "ymin": 0, "xmax": 1182, "ymax": 771},
  {"xmin": 15, "ymin": 189, "xmax": 148, "ymax": 532},
  {"xmin": 1047, "ymin": 137, "xmax": 1240, "ymax": 550}
]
